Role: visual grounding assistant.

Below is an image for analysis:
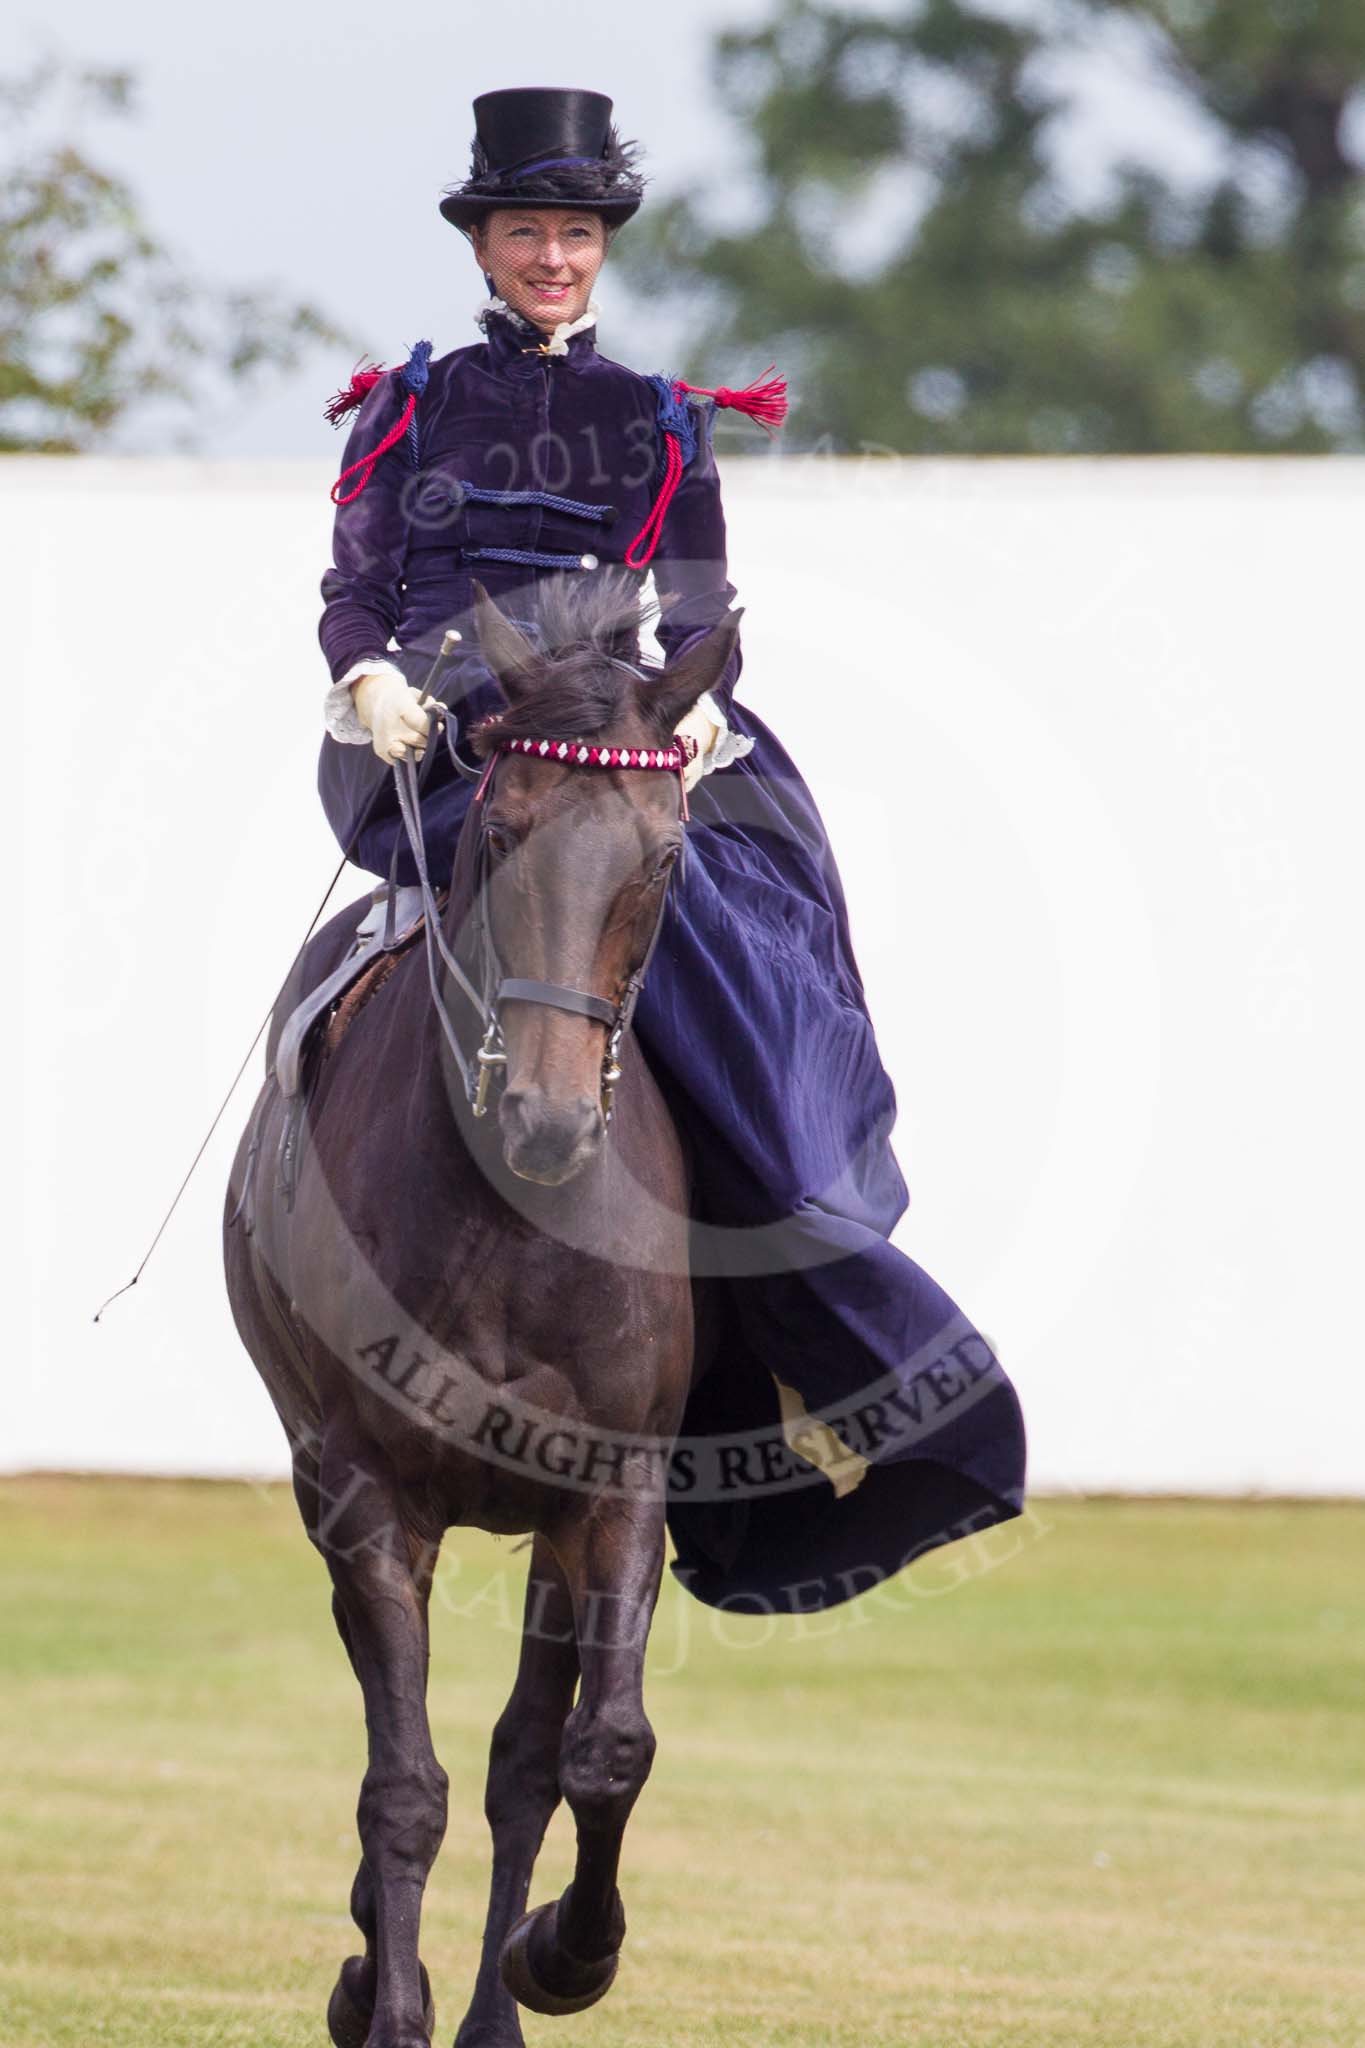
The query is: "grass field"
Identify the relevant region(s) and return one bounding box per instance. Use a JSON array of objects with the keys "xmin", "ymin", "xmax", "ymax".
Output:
[{"xmin": 1, "ymin": 1478, "xmax": 1361, "ymax": 2048}]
